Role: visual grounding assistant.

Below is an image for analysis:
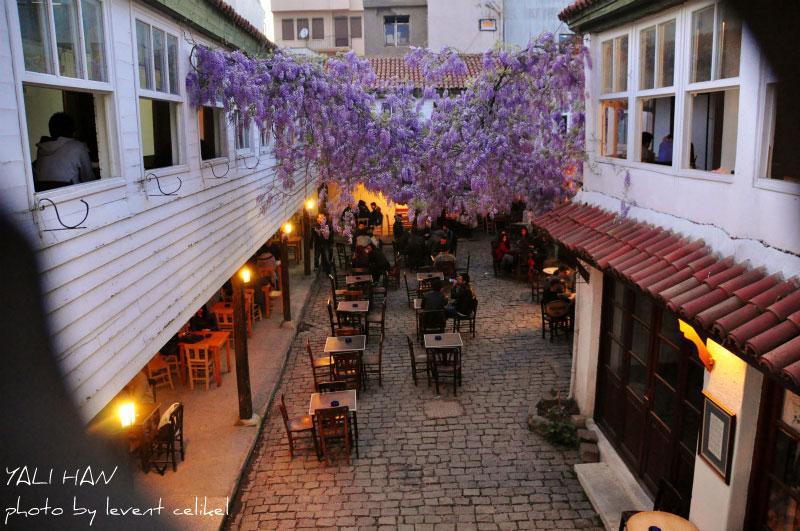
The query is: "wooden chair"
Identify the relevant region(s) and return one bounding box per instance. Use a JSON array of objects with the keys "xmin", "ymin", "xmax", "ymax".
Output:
[
  {"xmin": 245, "ymin": 287, "xmax": 263, "ymax": 322},
  {"xmin": 452, "ymin": 298, "xmax": 478, "ymax": 338},
  {"xmin": 542, "ymin": 300, "xmax": 571, "ymax": 342},
  {"xmin": 316, "ymin": 380, "xmax": 350, "ymax": 393},
  {"xmin": 332, "ymin": 351, "xmax": 362, "ymax": 393},
  {"xmin": 418, "ymin": 309, "xmax": 446, "ymax": 343},
  {"xmin": 278, "ymin": 394, "xmax": 315, "ymax": 459},
  {"xmin": 146, "ymin": 355, "xmax": 174, "ymax": 391},
  {"xmin": 456, "ymin": 253, "xmax": 470, "ymax": 277},
  {"xmin": 404, "ymin": 273, "xmax": 418, "ymax": 308},
  {"xmin": 366, "ymin": 296, "xmax": 387, "ymax": 338},
  {"xmin": 307, "ymin": 339, "xmax": 333, "ymax": 391},
  {"xmin": 428, "ymin": 347, "xmax": 462, "ymax": 396},
  {"xmin": 158, "ymin": 351, "xmax": 182, "ymax": 383},
  {"xmin": 327, "ymin": 299, "xmax": 362, "ymax": 336},
  {"xmin": 335, "ymin": 241, "xmax": 350, "ymax": 270},
  {"xmin": 314, "ymin": 406, "xmax": 352, "ymax": 465},
  {"xmin": 530, "ymin": 269, "xmax": 545, "ymax": 302},
  {"xmin": 363, "ymin": 333, "xmax": 384, "ymax": 387},
  {"xmin": 185, "ymin": 344, "xmax": 215, "ymax": 390},
  {"xmin": 146, "ymin": 402, "xmax": 184, "ymax": 474},
  {"xmin": 407, "ymin": 335, "xmax": 430, "ymax": 386},
  {"xmin": 619, "ymin": 478, "xmax": 688, "ymax": 530},
  {"xmin": 434, "ymin": 260, "xmax": 456, "ymax": 280}
]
